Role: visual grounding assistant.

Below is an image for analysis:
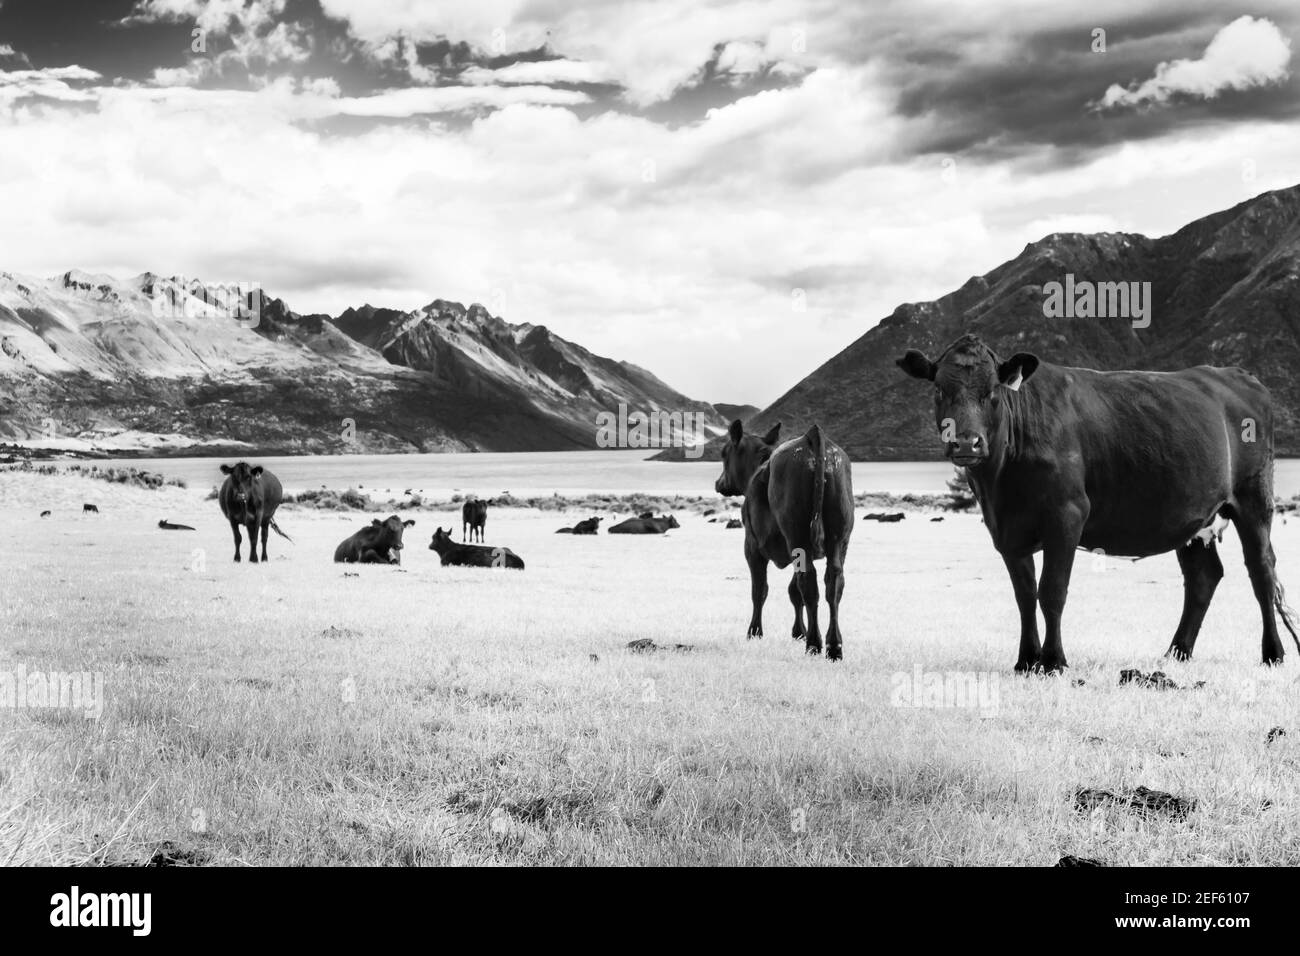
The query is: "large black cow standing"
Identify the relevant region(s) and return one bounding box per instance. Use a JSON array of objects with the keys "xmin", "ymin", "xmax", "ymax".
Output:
[
  {"xmin": 715, "ymin": 421, "xmax": 854, "ymax": 660},
  {"xmin": 898, "ymin": 333, "xmax": 1300, "ymax": 671},
  {"xmin": 218, "ymin": 462, "xmax": 289, "ymax": 563}
]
